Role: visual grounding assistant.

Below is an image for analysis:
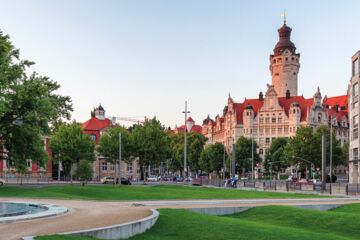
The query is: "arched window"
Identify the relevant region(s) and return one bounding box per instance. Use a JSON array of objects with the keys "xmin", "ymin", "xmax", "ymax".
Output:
[{"xmin": 318, "ymin": 113, "xmax": 322, "ymax": 122}]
